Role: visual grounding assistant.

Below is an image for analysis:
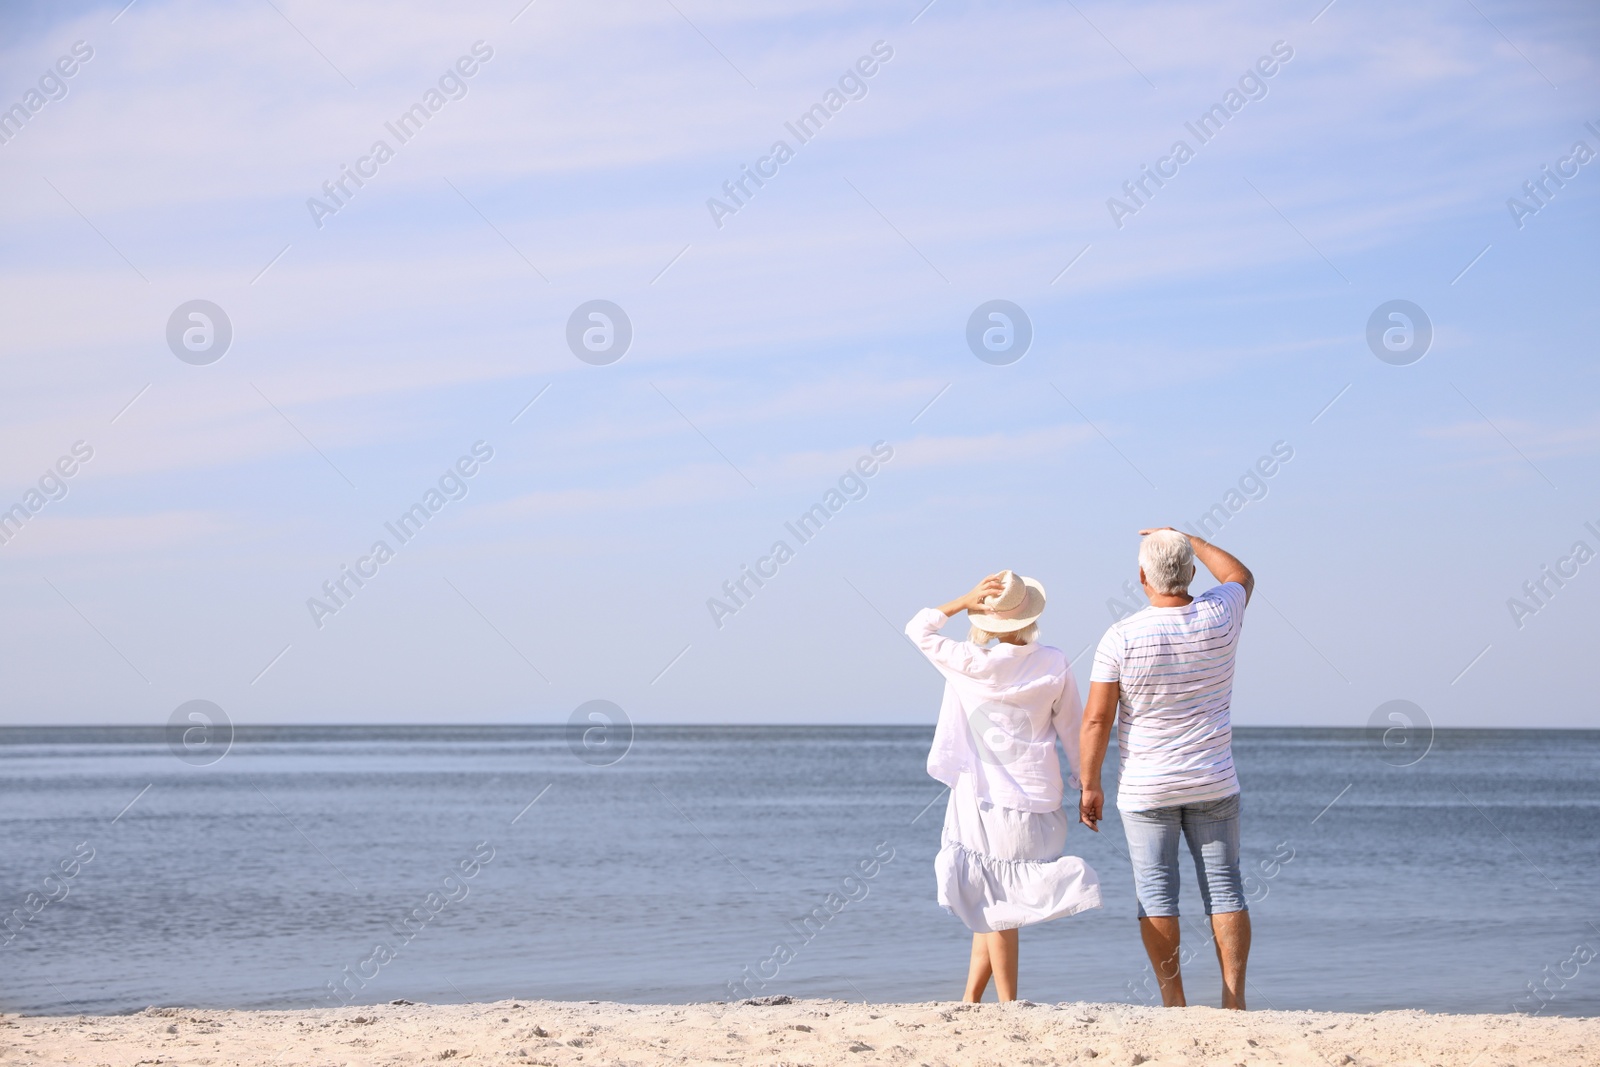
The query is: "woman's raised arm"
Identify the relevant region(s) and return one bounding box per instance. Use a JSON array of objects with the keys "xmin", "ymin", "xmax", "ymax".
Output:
[
  {"xmin": 936, "ymin": 573, "xmax": 1006, "ymax": 619},
  {"xmin": 905, "ymin": 574, "xmax": 1008, "ymax": 677}
]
